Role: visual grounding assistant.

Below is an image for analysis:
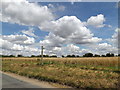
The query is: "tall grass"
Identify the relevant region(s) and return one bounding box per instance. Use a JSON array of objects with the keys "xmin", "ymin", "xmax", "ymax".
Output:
[{"xmin": 2, "ymin": 57, "xmax": 119, "ymax": 88}]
